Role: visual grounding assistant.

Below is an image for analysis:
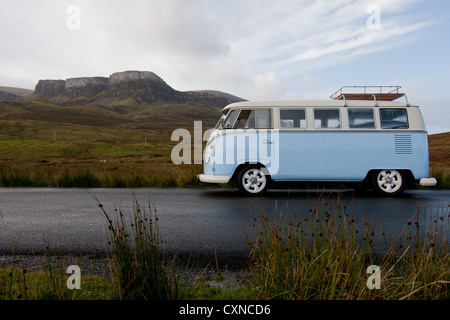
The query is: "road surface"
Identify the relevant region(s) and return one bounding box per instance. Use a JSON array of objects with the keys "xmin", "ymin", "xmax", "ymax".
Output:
[{"xmin": 0, "ymin": 188, "xmax": 448, "ymax": 267}]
